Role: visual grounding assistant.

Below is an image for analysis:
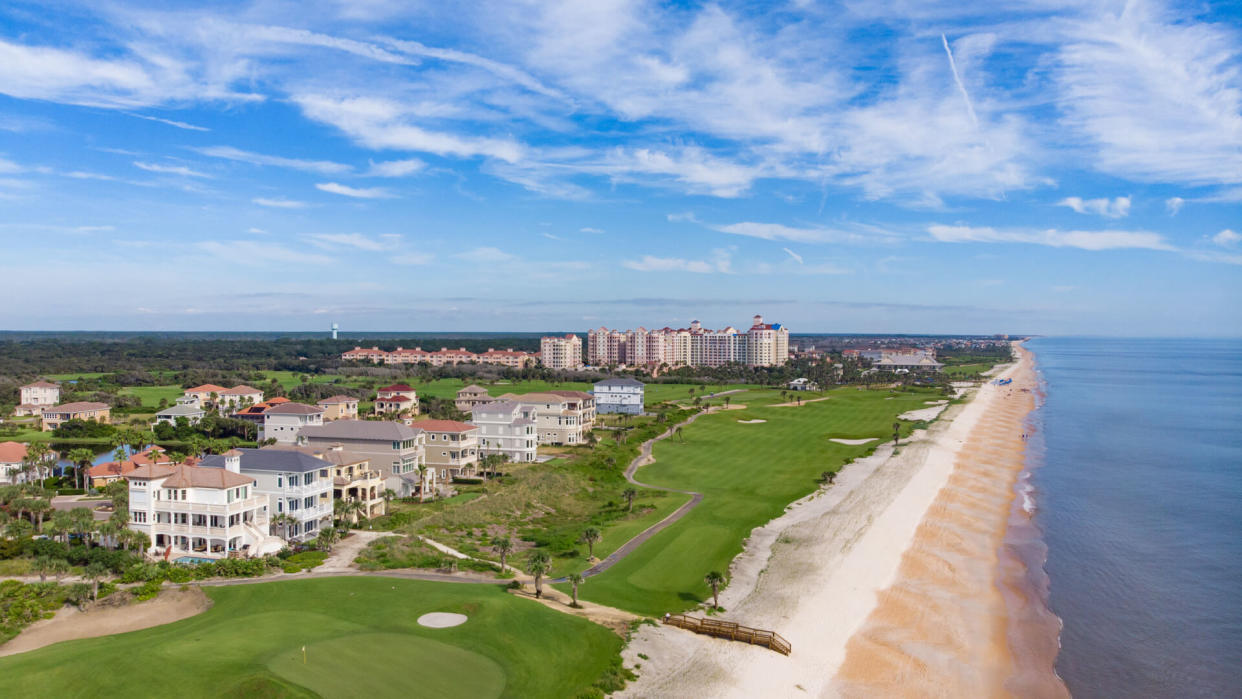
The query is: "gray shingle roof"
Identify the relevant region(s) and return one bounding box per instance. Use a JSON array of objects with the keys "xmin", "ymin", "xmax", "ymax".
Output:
[
  {"xmin": 200, "ymin": 448, "xmax": 329, "ymax": 473},
  {"xmin": 594, "ymin": 378, "xmax": 645, "ymax": 387},
  {"xmin": 299, "ymin": 419, "xmax": 423, "ymax": 441},
  {"xmin": 156, "ymin": 404, "xmax": 205, "ymax": 417}
]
